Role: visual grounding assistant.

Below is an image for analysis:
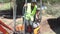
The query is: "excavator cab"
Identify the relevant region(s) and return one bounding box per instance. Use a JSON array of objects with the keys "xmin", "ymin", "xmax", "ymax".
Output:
[
  {"xmin": 12, "ymin": 0, "xmax": 42, "ymax": 34},
  {"xmin": 22, "ymin": 0, "xmax": 42, "ymax": 34},
  {"xmin": 0, "ymin": 0, "xmax": 42, "ymax": 34}
]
